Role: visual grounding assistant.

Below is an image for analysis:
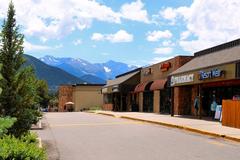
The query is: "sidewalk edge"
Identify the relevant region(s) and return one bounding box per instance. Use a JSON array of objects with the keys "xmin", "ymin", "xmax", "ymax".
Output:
[{"xmin": 92, "ymin": 112, "xmax": 240, "ymax": 143}]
